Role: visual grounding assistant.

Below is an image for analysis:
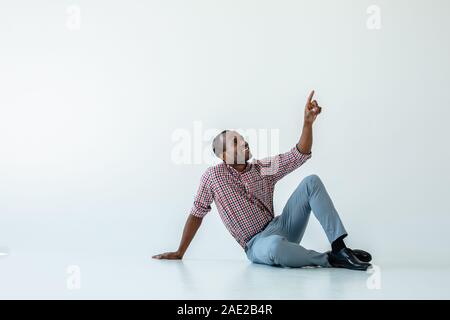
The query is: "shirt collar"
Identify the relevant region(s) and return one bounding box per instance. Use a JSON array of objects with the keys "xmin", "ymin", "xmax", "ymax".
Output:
[{"xmin": 225, "ymin": 161, "xmax": 252, "ymax": 174}]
